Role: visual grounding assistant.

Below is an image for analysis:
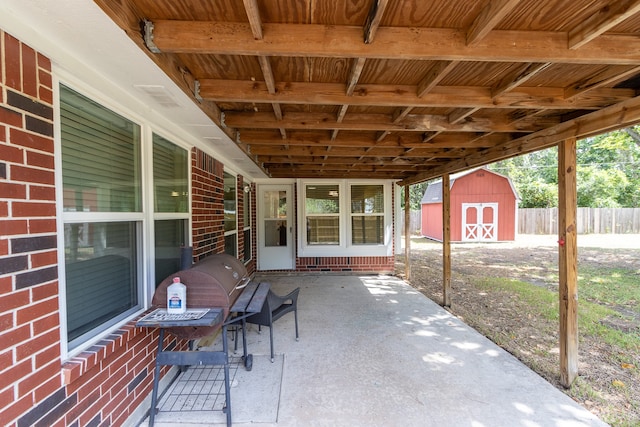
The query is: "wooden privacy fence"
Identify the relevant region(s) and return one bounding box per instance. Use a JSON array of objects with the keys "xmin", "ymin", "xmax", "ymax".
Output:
[
  {"xmin": 518, "ymin": 208, "xmax": 640, "ymax": 234},
  {"xmin": 404, "ymin": 208, "xmax": 640, "ymax": 235}
]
